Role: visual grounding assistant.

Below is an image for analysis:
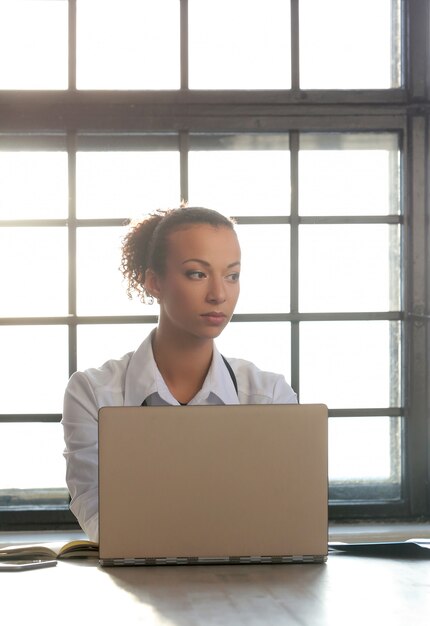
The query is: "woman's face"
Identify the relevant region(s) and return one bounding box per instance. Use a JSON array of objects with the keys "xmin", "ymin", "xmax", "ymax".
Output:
[{"xmin": 149, "ymin": 224, "xmax": 241, "ymax": 342}]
